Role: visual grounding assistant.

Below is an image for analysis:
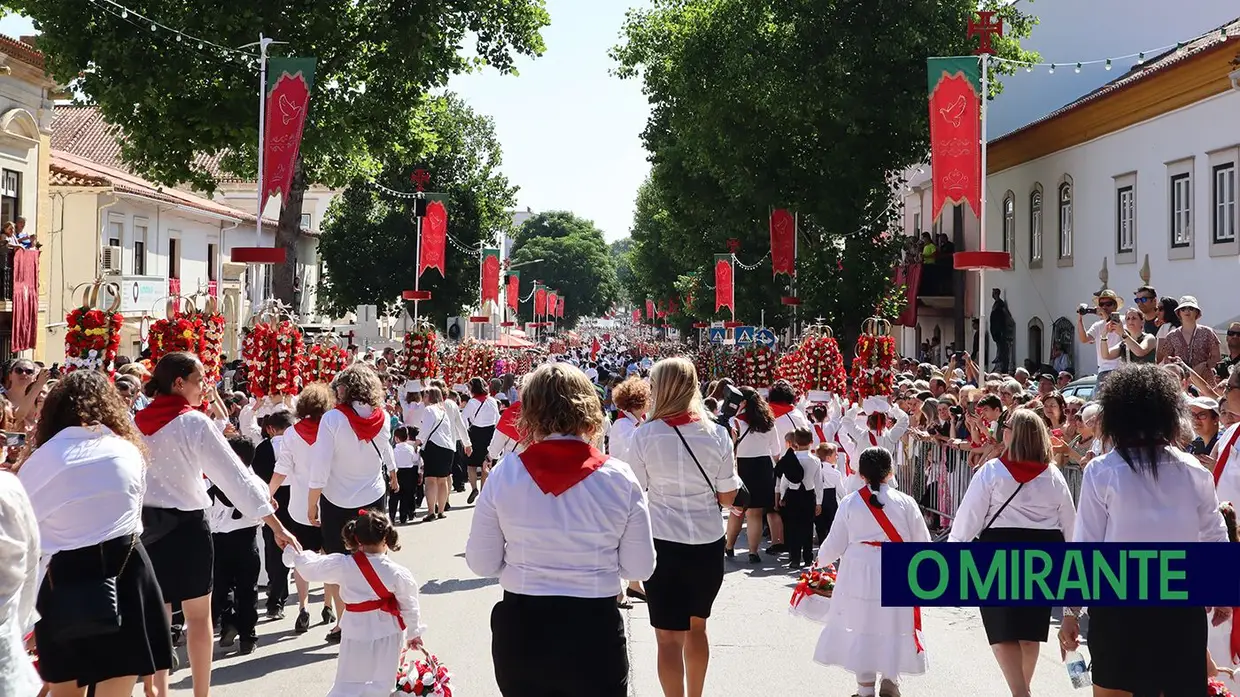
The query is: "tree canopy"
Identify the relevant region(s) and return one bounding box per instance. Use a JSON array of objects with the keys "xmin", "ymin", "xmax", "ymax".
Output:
[
  {"xmin": 508, "ymin": 212, "xmax": 621, "ymax": 327},
  {"xmin": 612, "ymin": 0, "xmax": 1035, "ymax": 333},
  {"xmin": 9, "ymin": 0, "xmax": 548, "ymax": 301},
  {"xmin": 316, "ymin": 94, "xmax": 518, "ymax": 326}
]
